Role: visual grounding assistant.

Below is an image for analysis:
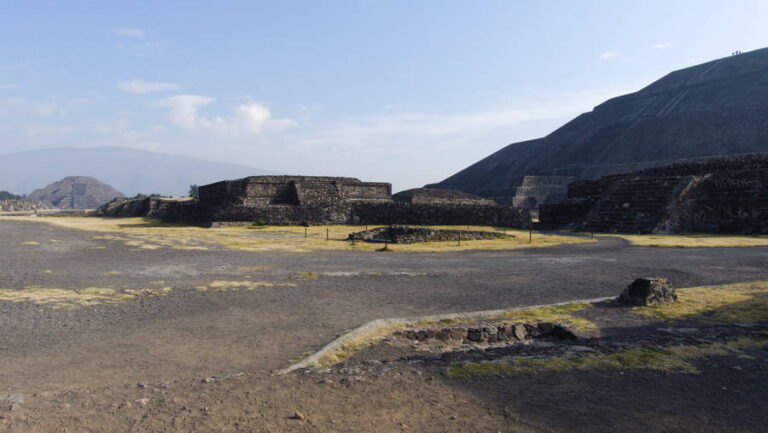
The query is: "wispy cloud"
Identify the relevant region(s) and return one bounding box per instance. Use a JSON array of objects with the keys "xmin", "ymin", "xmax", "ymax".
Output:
[
  {"xmin": 118, "ymin": 79, "xmax": 180, "ymax": 94},
  {"xmin": 651, "ymin": 42, "xmax": 672, "ymax": 50},
  {"xmin": 290, "ymin": 84, "xmax": 641, "ymax": 153},
  {"xmin": 112, "ymin": 28, "xmax": 144, "ymax": 38},
  {"xmin": 599, "ymin": 50, "xmax": 619, "ymax": 60},
  {"xmin": 24, "ymin": 124, "xmax": 79, "ymax": 137},
  {"xmin": 0, "ymin": 84, "xmax": 19, "ymax": 90},
  {"xmin": 33, "ymin": 102, "xmax": 63, "ymax": 117},
  {"xmin": 157, "ymin": 94, "xmax": 296, "ymax": 135}
]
